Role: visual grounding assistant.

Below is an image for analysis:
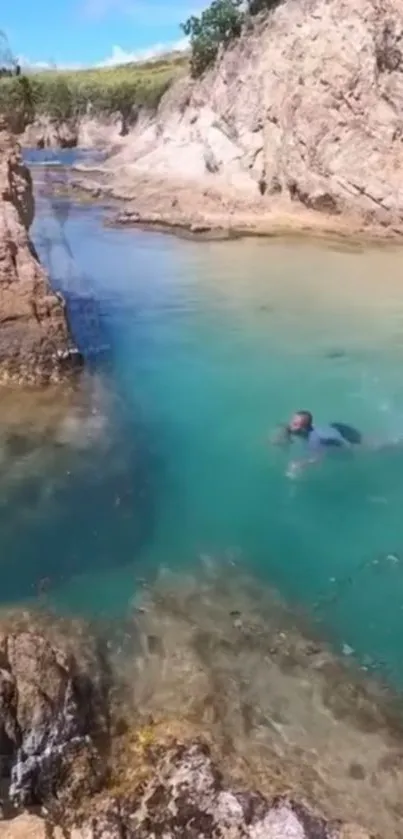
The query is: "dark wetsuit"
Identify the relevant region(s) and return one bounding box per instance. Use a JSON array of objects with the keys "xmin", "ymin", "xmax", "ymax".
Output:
[{"xmin": 294, "ymin": 422, "xmax": 362, "ymax": 454}]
